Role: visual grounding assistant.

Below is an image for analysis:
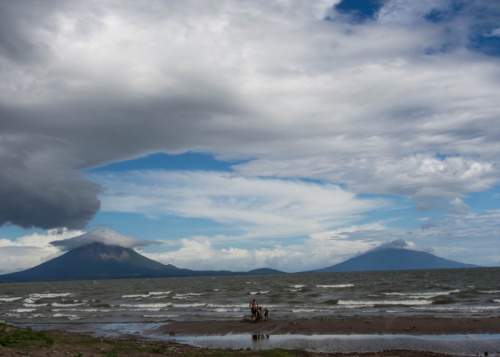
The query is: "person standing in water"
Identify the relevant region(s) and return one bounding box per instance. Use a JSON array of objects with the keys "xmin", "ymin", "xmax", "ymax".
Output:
[{"xmin": 249, "ymin": 298, "xmax": 257, "ymax": 320}]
